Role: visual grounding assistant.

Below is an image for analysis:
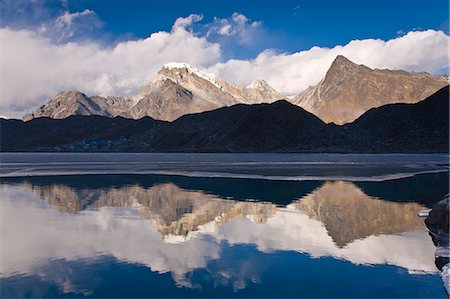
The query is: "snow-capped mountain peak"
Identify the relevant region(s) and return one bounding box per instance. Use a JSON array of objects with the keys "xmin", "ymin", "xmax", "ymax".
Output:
[{"xmin": 160, "ymin": 62, "xmax": 222, "ymax": 90}]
